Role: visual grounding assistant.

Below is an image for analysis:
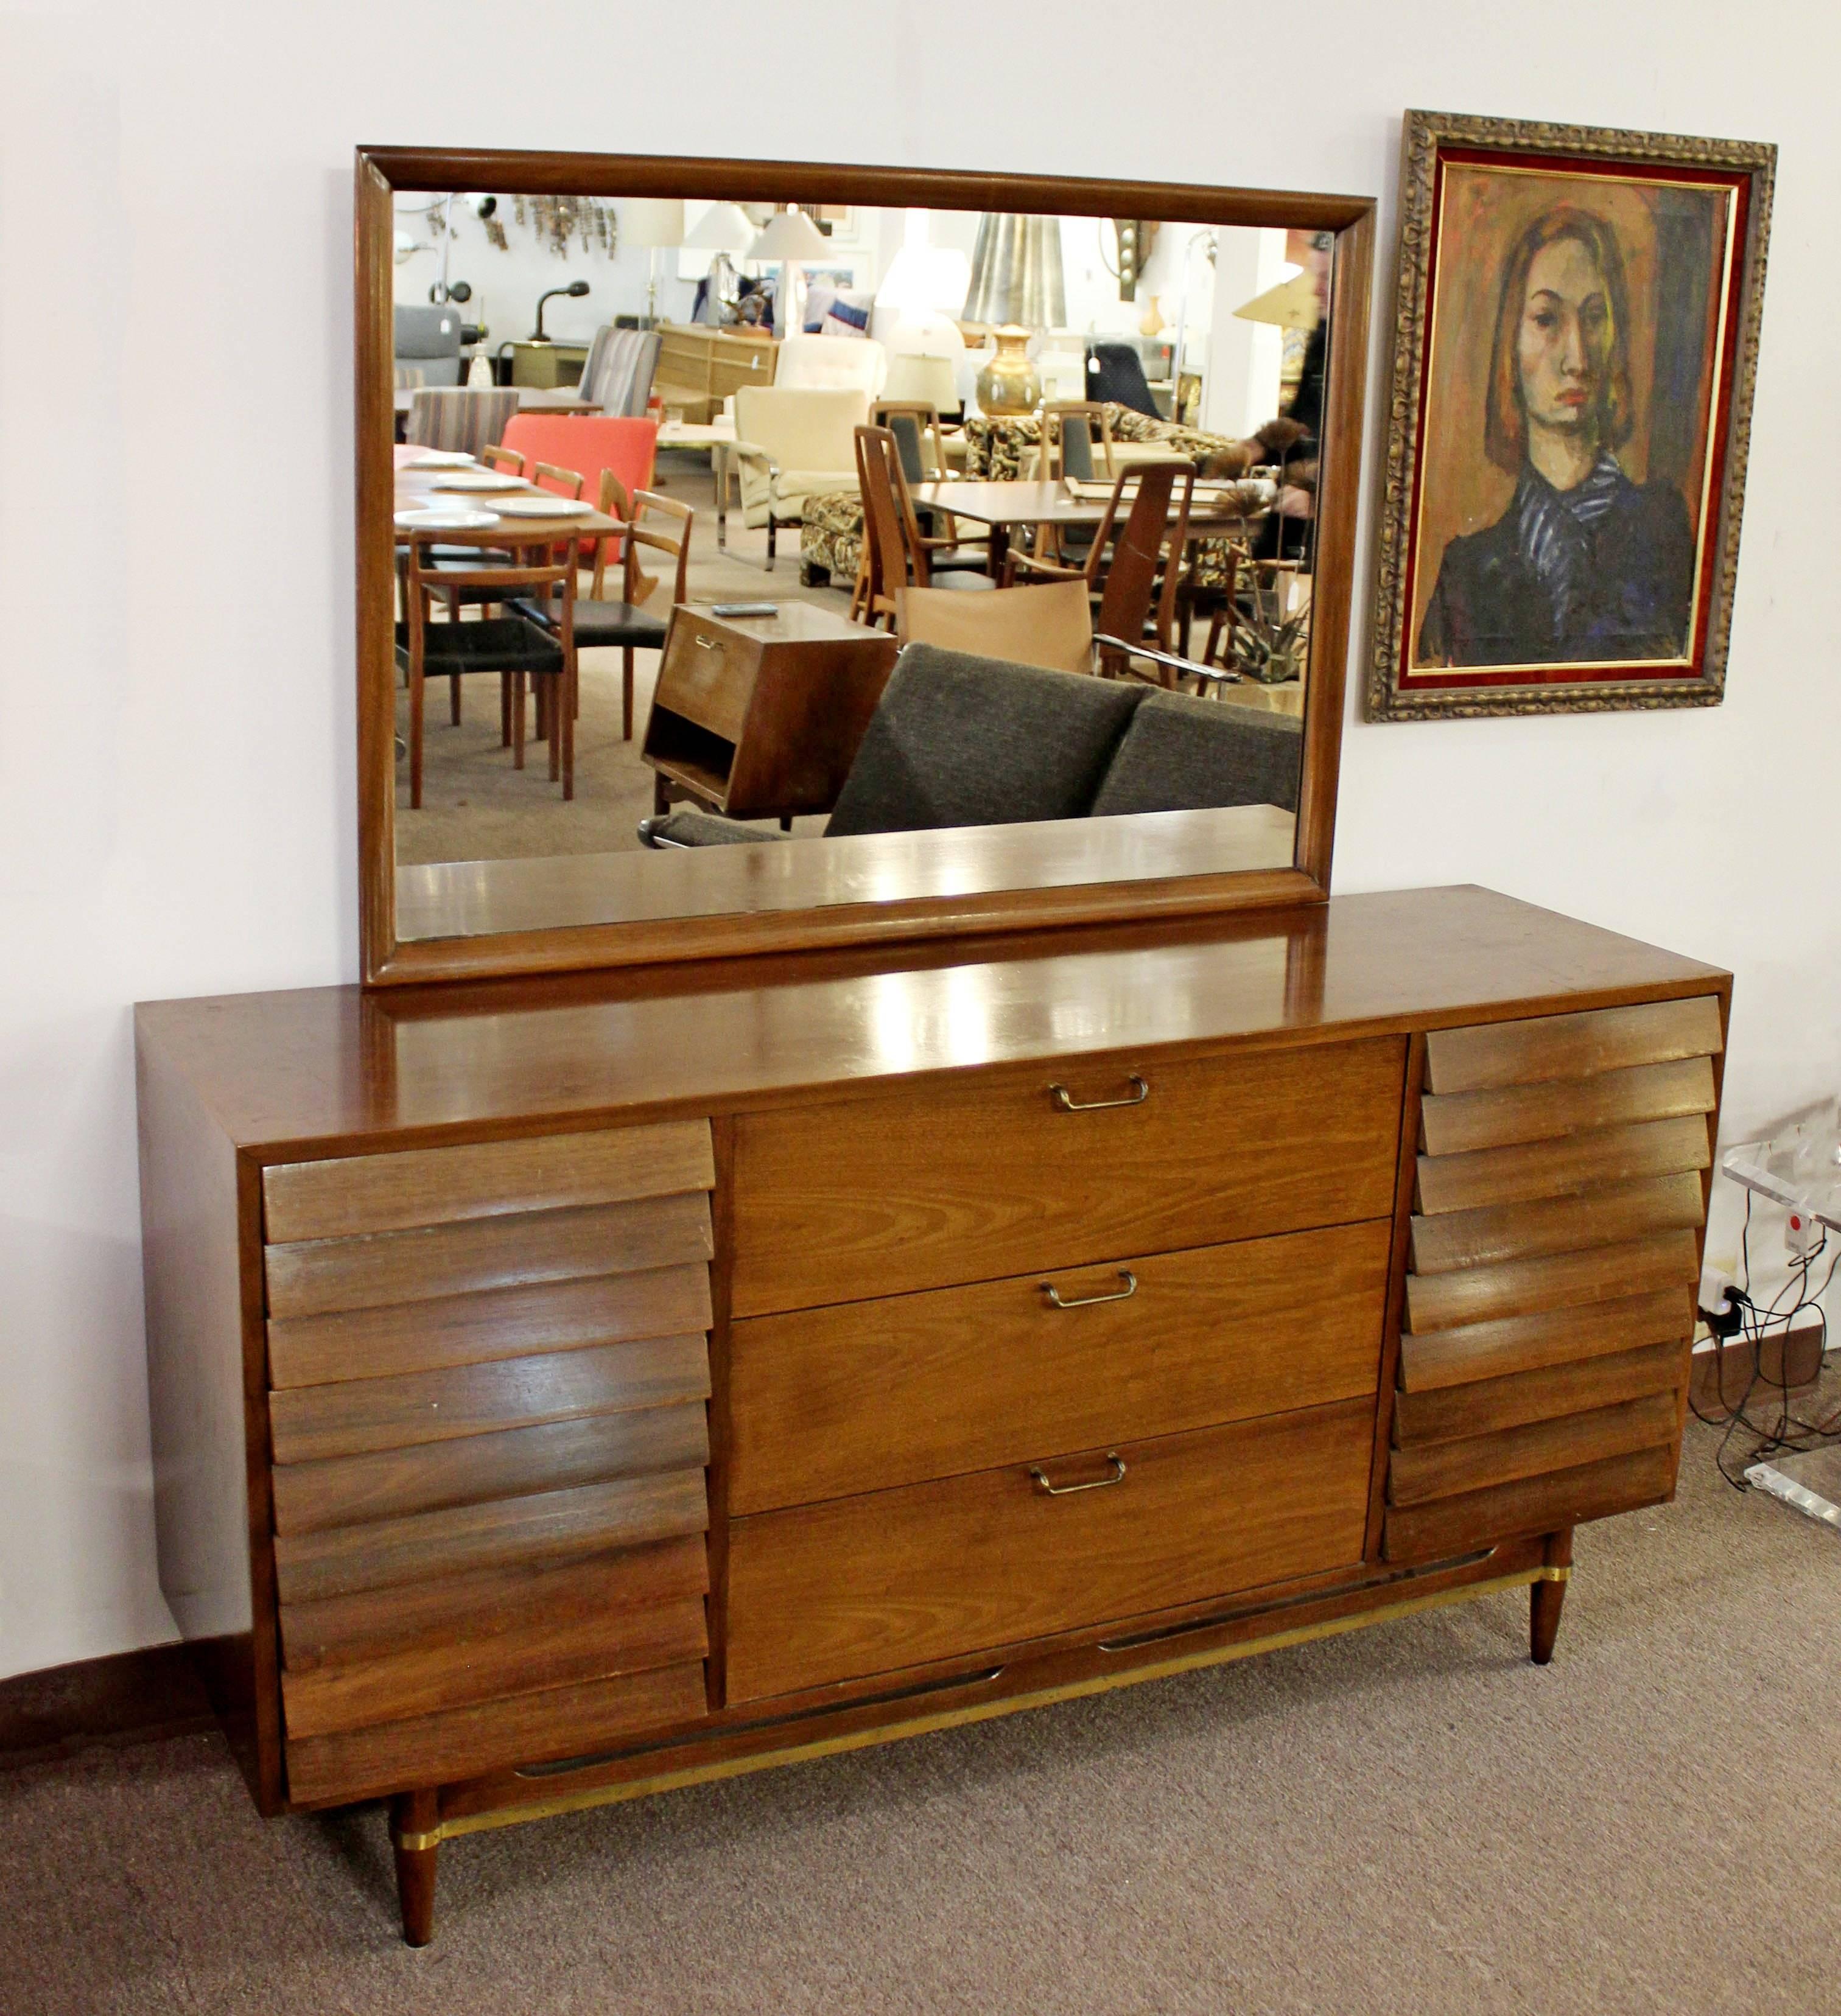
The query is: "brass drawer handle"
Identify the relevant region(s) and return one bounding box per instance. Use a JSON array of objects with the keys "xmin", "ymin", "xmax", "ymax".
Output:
[
  {"xmin": 1030, "ymin": 1453, "xmax": 1127, "ymax": 1496},
  {"xmin": 1048, "ymin": 1074, "xmax": 1149, "ymax": 1112},
  {"xmin": 1042, "ymin": 1269, "xmax": 1137, "ymax": 1310},
  {"xmin": 694, "ymin": 634, "xmax": 721, "ymax": 651}
]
